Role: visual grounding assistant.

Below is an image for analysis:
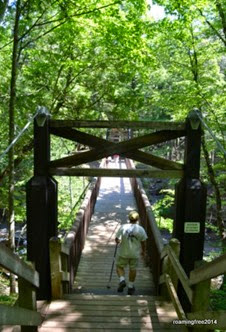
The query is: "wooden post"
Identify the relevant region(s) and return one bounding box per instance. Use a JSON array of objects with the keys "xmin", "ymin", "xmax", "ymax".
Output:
[
  {"xmin": 61, "ymin": 252, "xmax": 69, "ymax": 294},
  {"xmin": 168, "ymin": 238, "xmax": 180, "ymax": 289},
  {"xmin": 49, "ymin": 237, "xmax": 63, "ymax": 299},
  {"xmin": 160, "ymin": 238, "xmax": 180, "ymax": 299},
  {"xmin": 190, "ymin": 261, "xmax": 211, "ymax": 332},
  {"xmin": 173, "ymin": 110, "xmax": 207, "ymax": 312},
  {"xmin": 18, "ymin": 277, "xmax": 38, "ymax": 332},
  {"xmin": 26, "ymin": 108, "xmax": 58, "ymax": 300}
]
